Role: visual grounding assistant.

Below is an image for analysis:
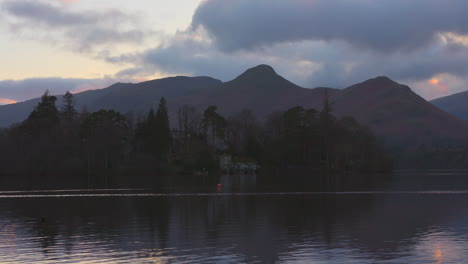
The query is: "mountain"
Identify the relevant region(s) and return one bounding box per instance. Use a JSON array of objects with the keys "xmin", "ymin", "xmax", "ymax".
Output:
[
  {"xmin": 176, "ymin": 64, "xmax": 338, "ymax": 117},
  {"xmin": 1, "ymin": 64, "xmax": 468, "ymax": 146},
  {"xmin": 0, "ymin": 98, "xmax": 41, "ymax": 128},
  {"xmin": 332, "ymin": 77, "xmax": 468, "ymax": 144},
  {"xmin": 0, "ymin": 65, "xmax": 338, "ymax": 127},
  {"xmin": 0, "ymin": 76, "xmax": 222, "ymax": 127},
  {"xmin": 431, "ymin": 91, "xmax": 468, "ymax": 121}
]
